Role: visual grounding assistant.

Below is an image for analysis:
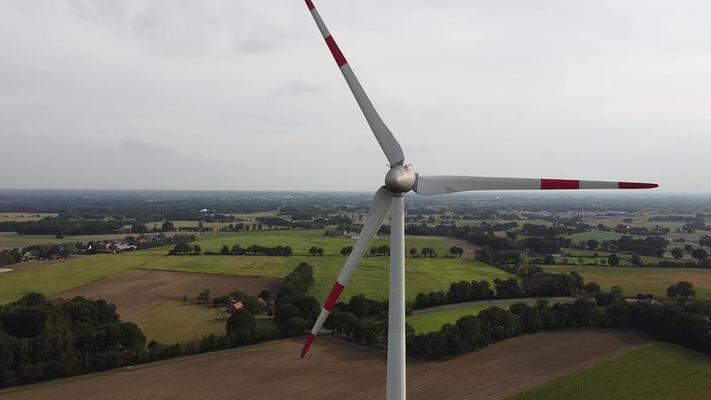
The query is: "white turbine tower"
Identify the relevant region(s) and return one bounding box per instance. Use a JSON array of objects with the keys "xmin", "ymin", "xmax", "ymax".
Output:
[{"xmin": 299, "ymin": 1, "xmax": 658, "ymax": 399}]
